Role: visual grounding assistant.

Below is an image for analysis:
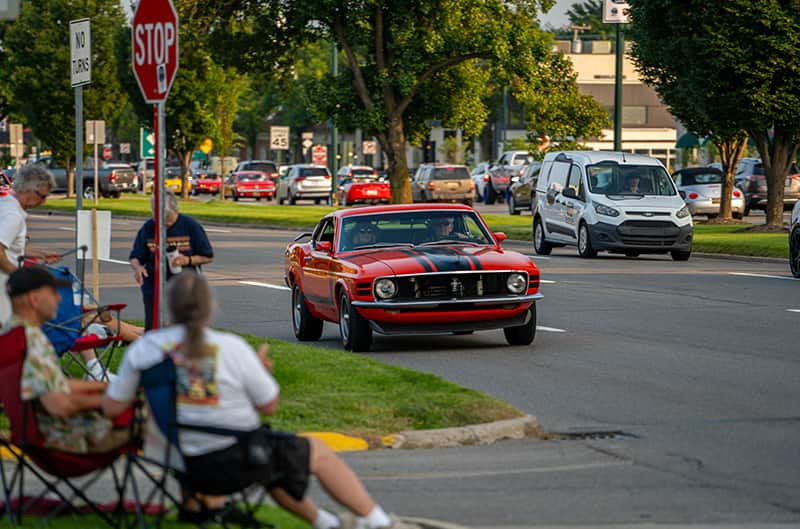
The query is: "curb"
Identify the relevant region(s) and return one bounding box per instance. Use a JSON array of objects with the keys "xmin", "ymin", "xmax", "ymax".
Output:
[
  {"xmin": 692, "ymin": 251, "xmax": 787, "ymax": 265},
  {"xmin": 381, "ymin": 415, "xmax": 541, "ymax": 450},
  {"xmin": 400, "ymin": 516, "xmax": 472, "ymax": 529}
]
